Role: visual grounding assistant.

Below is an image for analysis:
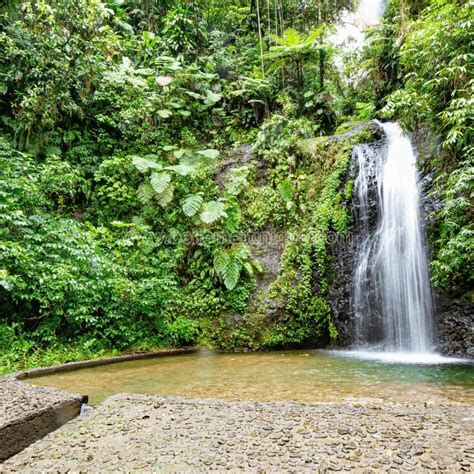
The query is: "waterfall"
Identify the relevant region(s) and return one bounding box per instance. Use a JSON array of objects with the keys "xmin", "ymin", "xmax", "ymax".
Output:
[{"xmin": 353, "ymin": 122, "xmax": 434, "ymax": 353}]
